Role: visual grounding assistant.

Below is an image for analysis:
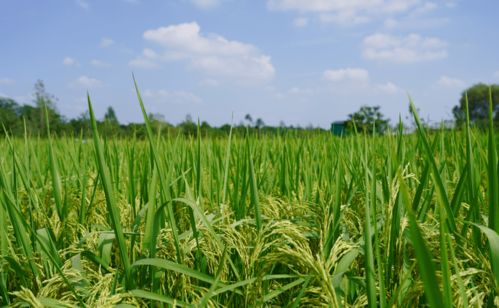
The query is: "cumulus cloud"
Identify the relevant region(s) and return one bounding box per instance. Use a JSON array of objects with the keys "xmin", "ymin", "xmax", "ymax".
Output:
[
  {"xmin": 129, "ymin": 48, "xmax": 161, "ymax": 69},
  {"xmin": 323, "ymin": 68, "xmax": 401, "ymax": 95},
  {"xmin": 70, "ymin": 76, "xmax": 103, "ymax": 88},
  {"xmin": 437, "ymin": 75, "xmax": 465, "ymax": 88},
  {"xmin": 376, "ymin": 82, "xmax": 401, "ymax": 94},
  {"xmin": 130, "ymin": 22, "xmax": 275, "ymax": 84},
  {"xmin": 100, "ymin": 37, "xmax": 115, "ymax": 48},
  {"xmin": 323, "ymin": 68, "xmax": 369, "ymax": 83},
  {"xmin": 267, "ymin": 0, "xmax": 440, "ymax": 26},
  {"xmin": 63, "ymin": 57, "xmax": 78, "ymax": 66},
  {"xmin": 383, "ymin": 2, "xmax": 450, "ymax": 32},
  {"xmin": 413, "ymin": 1, "xmax": 437, "ymax": 14},
  {"xmin": 363, "ymin": 33, "xmax": 447, "ymax": 63},
  {"xmin": 143, "ymin": 89, "xmax": 202, "ymax": 105}
]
